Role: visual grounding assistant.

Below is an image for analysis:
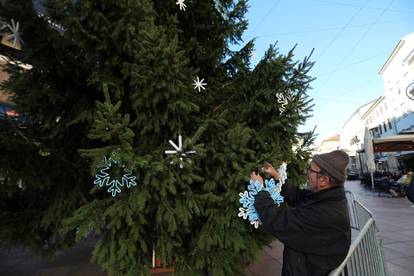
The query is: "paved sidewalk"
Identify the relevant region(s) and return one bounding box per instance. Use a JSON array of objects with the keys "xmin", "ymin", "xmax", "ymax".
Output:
[
  {"xmin": 245, "ymin": 239, "xmax": 283, "ymax": 276},
  {"xmin": 346, "ymin": 181, "xmax": 414, "ymax": 276},
  {"xmin": 0, "ymin": 238, "xmax": 105, "ymax": 276},
  {"xmin": 1, "ymin": 181, "xmax": 413, "ymax": 275}
]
